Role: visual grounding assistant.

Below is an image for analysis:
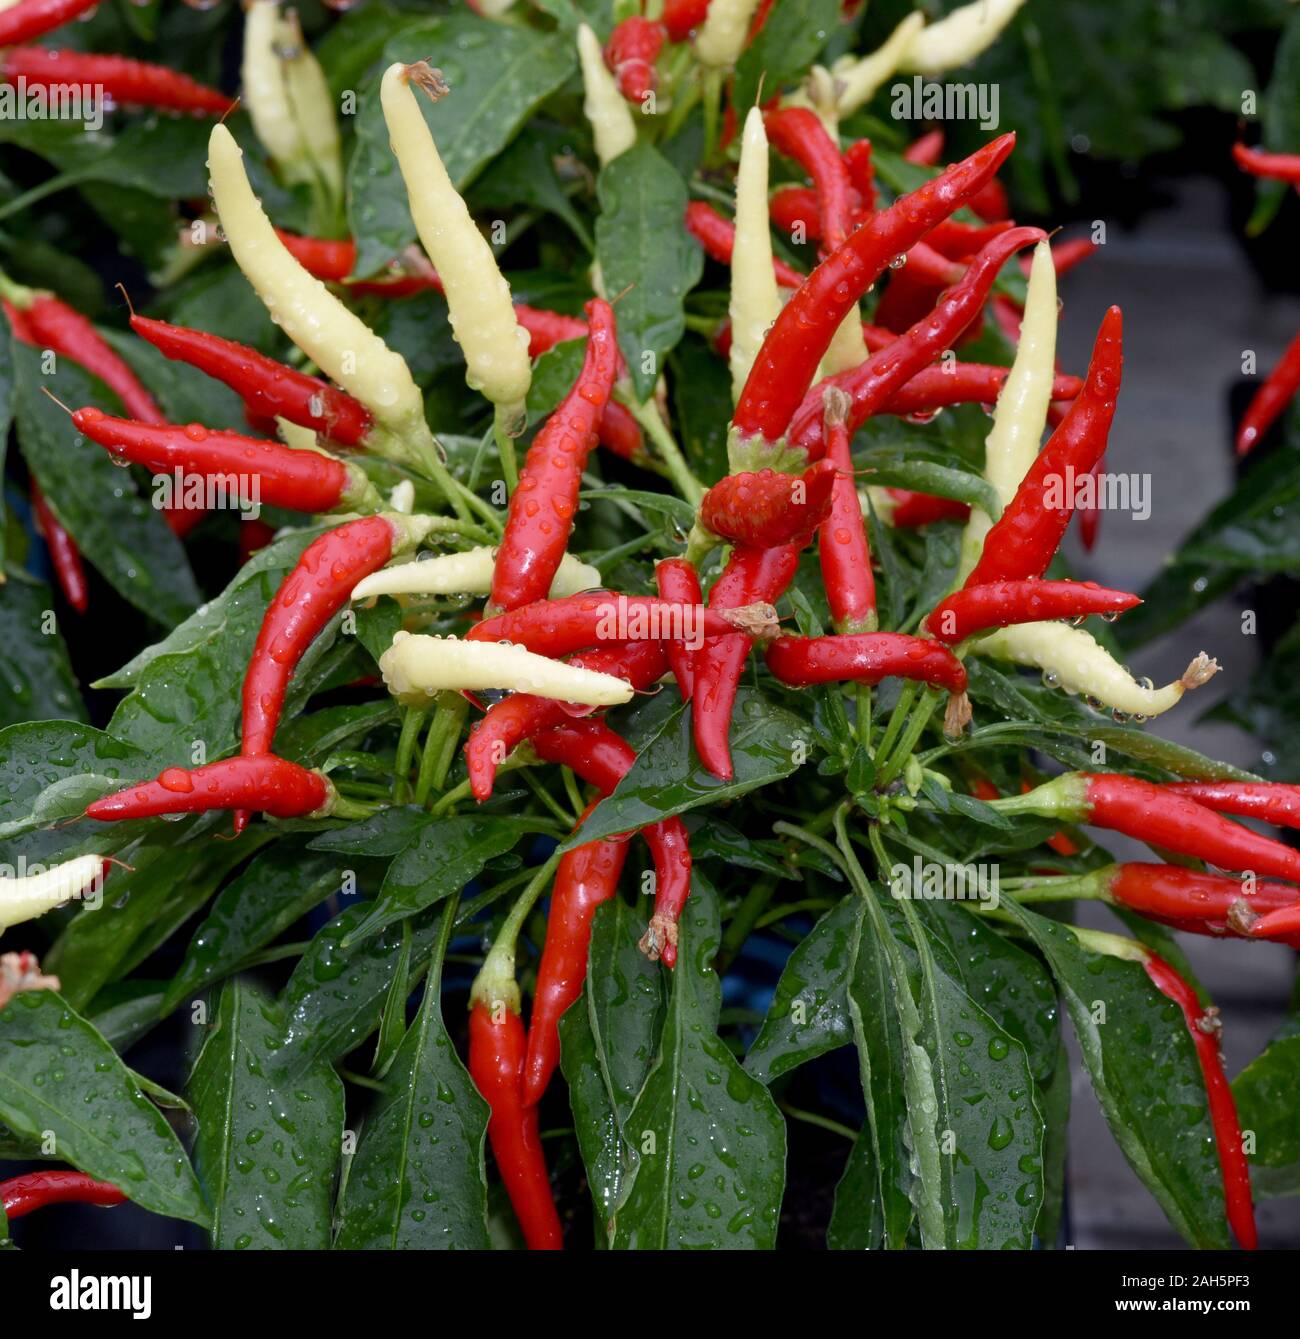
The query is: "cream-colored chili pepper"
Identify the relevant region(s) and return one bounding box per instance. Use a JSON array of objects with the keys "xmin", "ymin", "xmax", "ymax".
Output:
[
  {"xmin": 379, "ymin": 62, "xmax": 532, "ymax": 422},
  {"xmin": 352, "ymin": 548, "xmax": 600, "ymax": 602},
  {"xmin": 959, "ymin": 239, "xmax": 1056, "ymax": 577},
  {"xmin": 281, "ymin": 6, "xmax": 344, "ymax": 207},
  {"xmin": 0, "ymin": 855, "xmax": 106, "ymax": 933},
  {"xmin": 973, "ymin": 625, "xmax": 1218, "ymax": 719},
  {"xmin": 830, "ymin": 12, "xmax": 925, "ymax": 117},
  {"xmin": 242, "ymin": 1, "xmax": 313, "ymax": 189},
  {"xmin": 577, "ymin": 23, "xmax": 637, "ymax": 165},
  {"xmin": 379, "ymin": 631, "xmax": 634, "ymax": 708},
  {"xmin": 901, "ymin": 0, "xmax": 1029, "ymax": 75},
  {"xmin": 728, "ymin": 107, "xmax": 781, "ymax": 402},
  {"xmin": 695, "ymin": 0, "xmax": 762, "ymax": 68}
]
